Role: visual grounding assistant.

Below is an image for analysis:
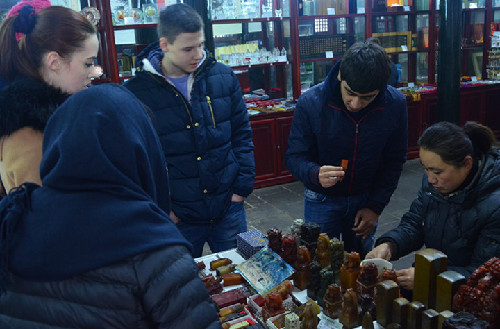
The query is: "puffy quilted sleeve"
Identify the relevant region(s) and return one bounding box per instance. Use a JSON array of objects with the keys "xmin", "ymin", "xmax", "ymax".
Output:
[{"xmin": 135, "ymin": 245, "xmax": 222, "ymax": 329}]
